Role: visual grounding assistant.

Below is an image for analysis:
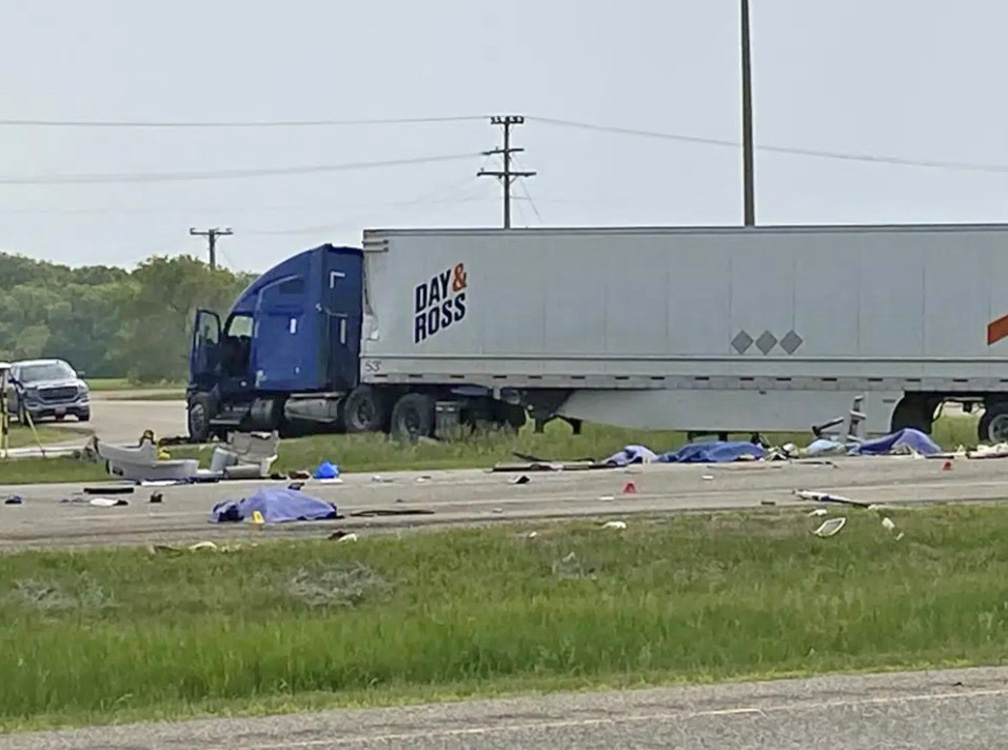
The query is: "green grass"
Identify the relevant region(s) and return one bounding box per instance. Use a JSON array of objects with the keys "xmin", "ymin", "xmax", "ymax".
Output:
[
  {"xmin": 100, "ymin": 391, "xmax": 185, "ymax": 401},
  {"xmin": 2, "ymin": 505, "xmax": 1008, "ymax": 730},
  {"xmin": 3, "ymin": 424, "xmax": 81, "ymax": 450},
  {"xmin": 87, "ymin": 378, "xmax": 184, "ymax": 392},
  {"xmin": 0, "ymin": 457, "xmax": 108, "ymax": 485}
]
